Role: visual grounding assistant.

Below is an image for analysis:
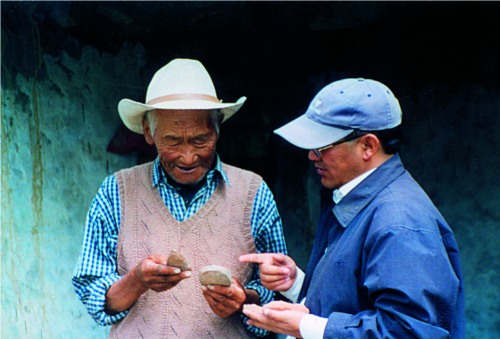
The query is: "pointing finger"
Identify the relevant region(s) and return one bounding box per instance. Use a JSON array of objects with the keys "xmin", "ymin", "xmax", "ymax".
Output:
[{"xmin": 239, "ymin": 253, "xmax": 275, "ymax": 264}]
